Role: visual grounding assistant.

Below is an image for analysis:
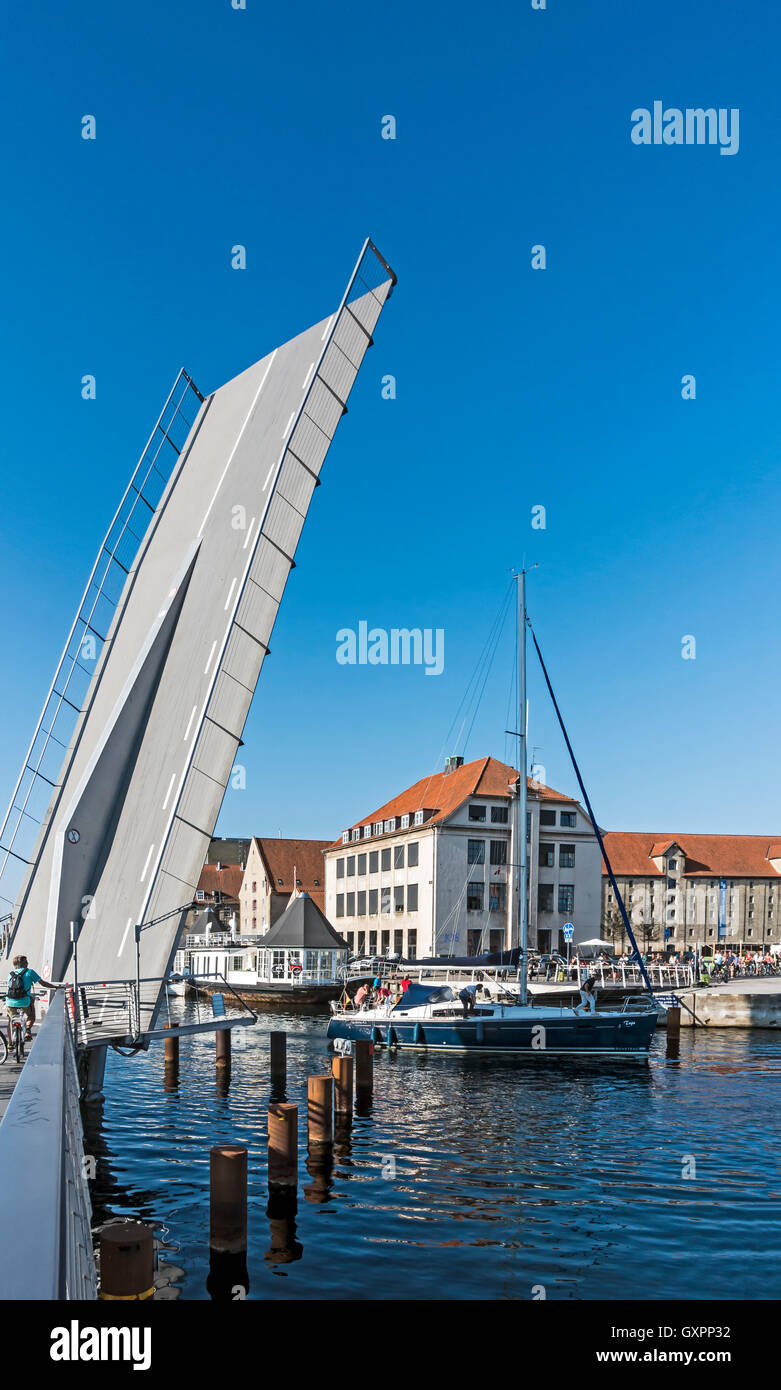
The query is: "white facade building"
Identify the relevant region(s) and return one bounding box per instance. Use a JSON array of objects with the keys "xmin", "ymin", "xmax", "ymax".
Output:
[{"xmin": 324, "ymin": 756, "xmax": 602, "ymax": 958}]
